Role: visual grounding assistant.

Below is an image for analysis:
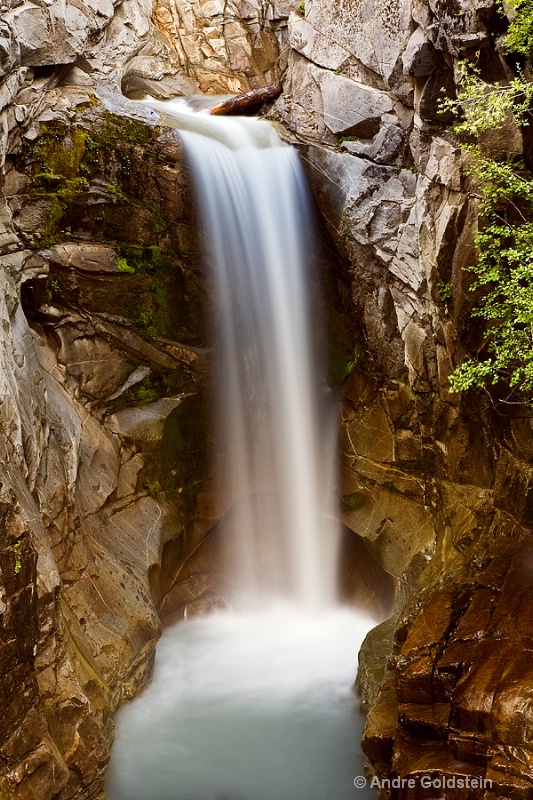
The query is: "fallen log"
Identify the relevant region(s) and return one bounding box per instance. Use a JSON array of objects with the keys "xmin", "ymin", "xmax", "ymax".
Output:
[{"xmin": 209, "ymin": 83, "xmax": 282, "ymax": 116}]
